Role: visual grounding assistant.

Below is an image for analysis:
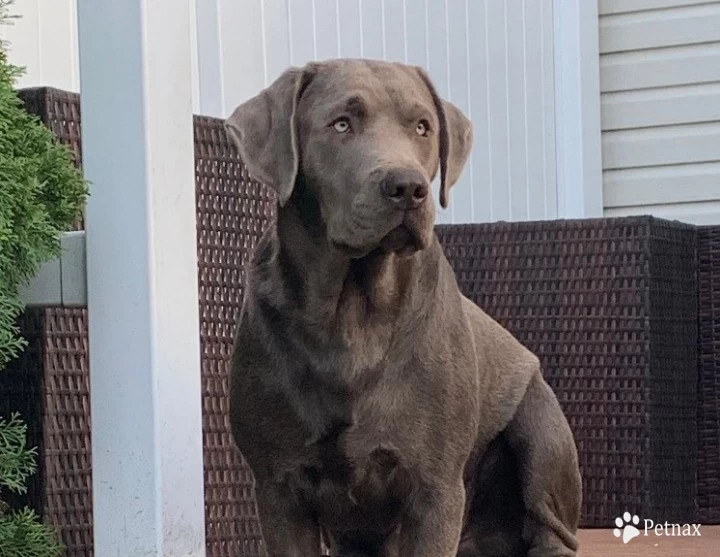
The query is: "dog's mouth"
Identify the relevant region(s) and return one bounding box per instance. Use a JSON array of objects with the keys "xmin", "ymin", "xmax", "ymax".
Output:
[
  {"xmin": 379, "ymin": 225, "xmax": 418, "ymax": 256},
  {"xmin": 331, "ymin": 240, "xmax": 374, "ymax": 259},
  {"xmin": 332, "ymin": 225, "xmax": 424, "ymax": 259},
  {"xmin": 332, "ymin": 223, "xmax": 424, "ymax": 259},
  {"xmin": 332, "ymin": 211, "xmax": 431, "ymax": 259},
  {"xmin": 380, "ymin": 211, "xmax": 432, "ymax": 256}
]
